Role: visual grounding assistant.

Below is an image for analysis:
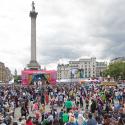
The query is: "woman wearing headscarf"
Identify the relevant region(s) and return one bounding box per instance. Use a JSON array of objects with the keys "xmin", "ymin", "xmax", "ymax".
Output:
[{"xmin": 76, "ymin": 114, "xmax": 86, "ymax": 125}]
